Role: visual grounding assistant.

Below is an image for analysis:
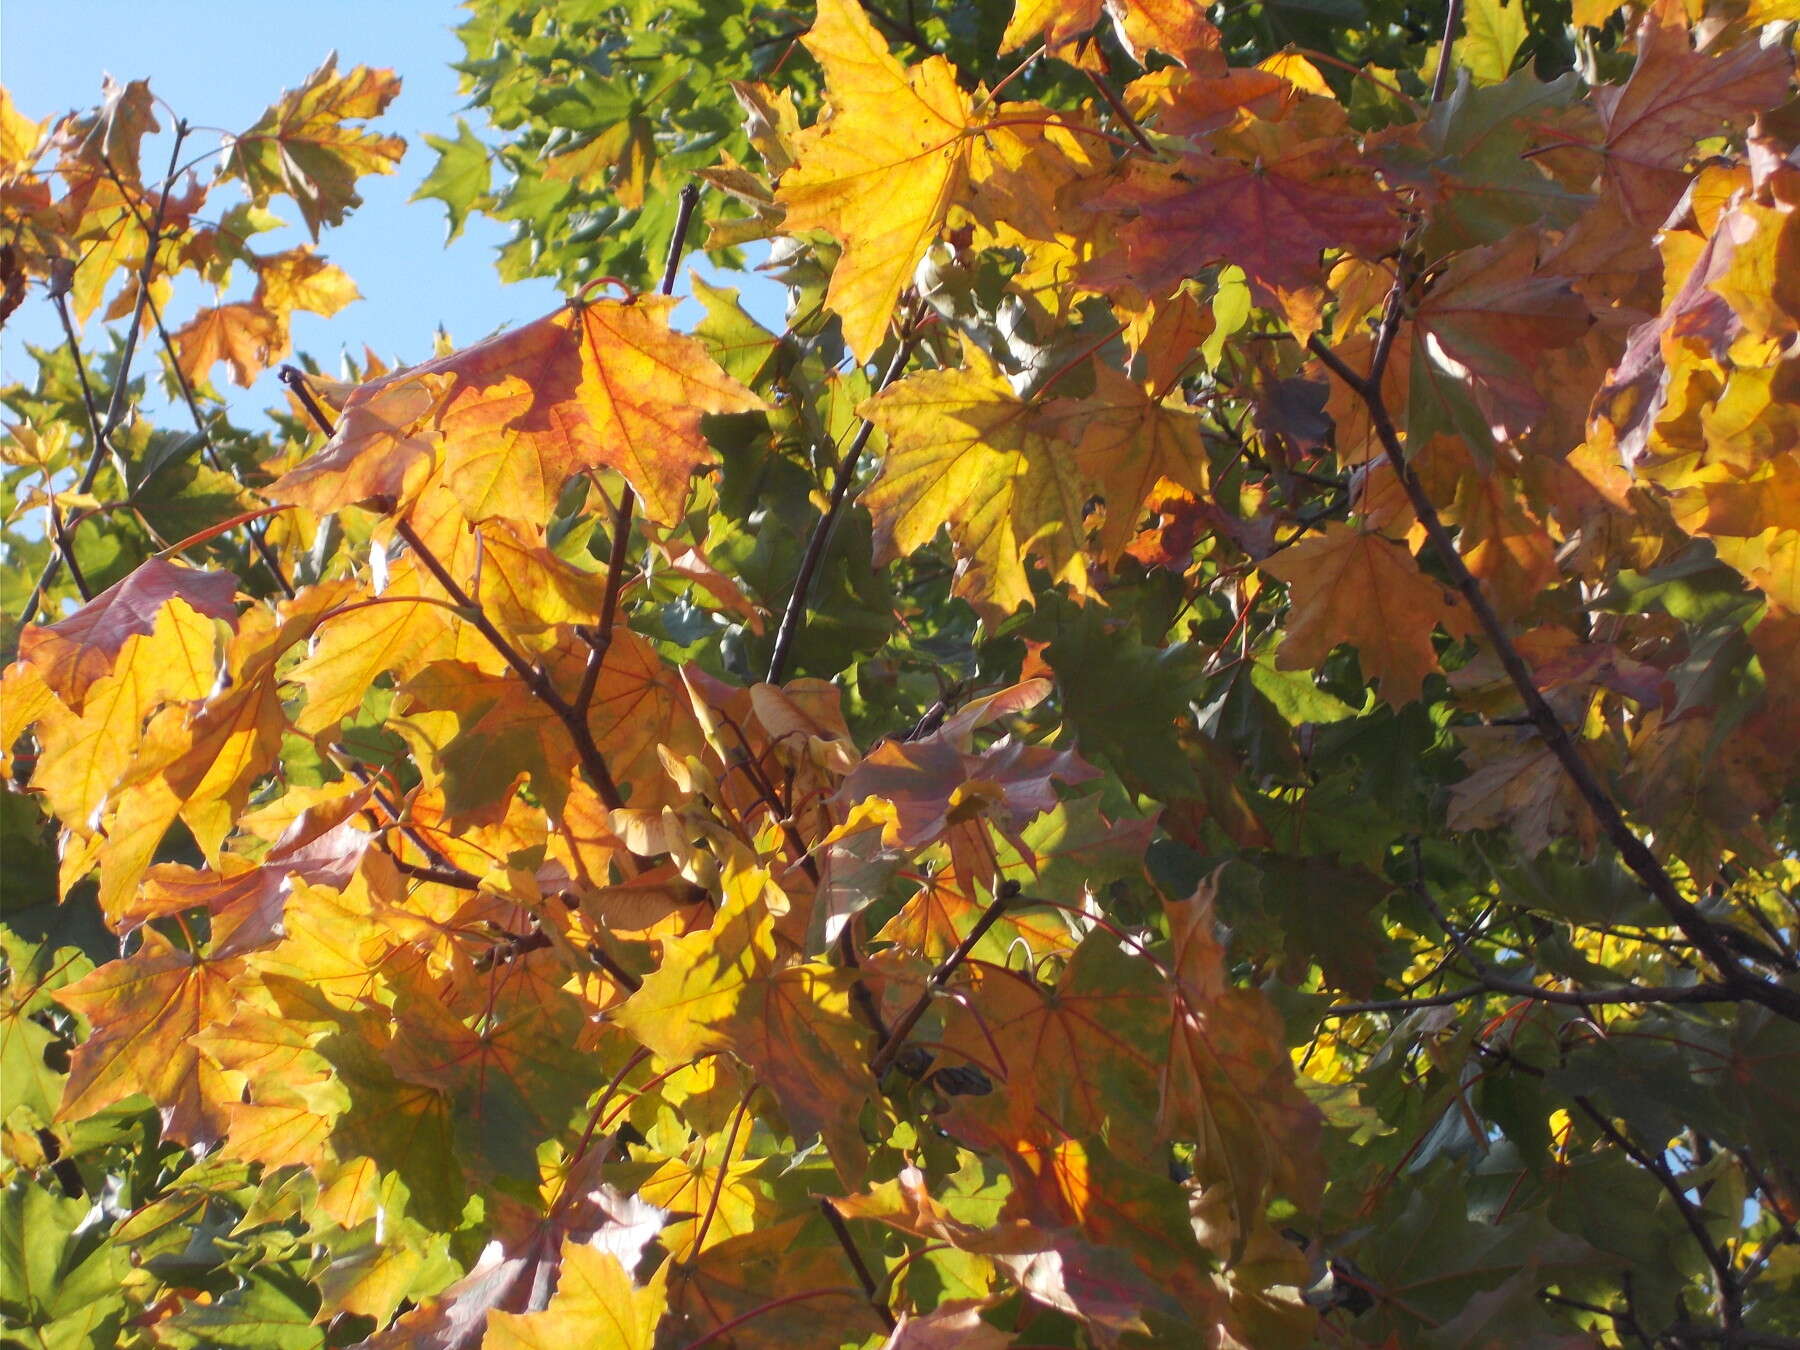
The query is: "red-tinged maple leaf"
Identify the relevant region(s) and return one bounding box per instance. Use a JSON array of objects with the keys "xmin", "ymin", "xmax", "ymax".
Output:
[
  {"xmin": 1411, "ymin": 232, "xmax": 1589, "ymax": 445},
  {"xmin": 1002, "ymin": 0, "xmax": 1222, "ymax": 68},
  {"xmin": 837, "ymin": 729, "xmax": 1098, "ymax": 860},
  {"xmin": 1445, "ymin": 461, "xmax": 1561, "ymax": 619},
  {"xmin": 1259, "ymin": 521, "xmax": 1474, "ymax": 705},
  {"xmin": 1044, "ymin": 362, "xmax": 1212, "ymax": 562},
  {"xmin": 222, "ymin": 54, "xmax": 406, "ymax": 239},
  {"xmin": 880, "ymin": 1300, "xmax": 1013, "ymax": 1350},
  {"xmin": 1587, "ymin": 1, "xmax": 1791, "ymax": 233},
  {"xmin": 17, "ymin": 557, "xmax": 238, "ymax": 706},
  {"xmin": 270, "ymin": 295, "xmax": 763, "ymax": 525},
  {"xmin": 53, "ymin": 928, "xmax": 246, "ymax": 1146},
  {"xmin": 662, "ymin": 1215, "xmax": 891, "ymax": 1350},
  {"xmin": 777, "ymin": 0, "xmax": 976, "ymax": 364},
  {"xmin": 1098, "ymin": 121, "xmax": 1403, "ymax": 334},
  {"xmin": 836, "ymin": 1164, "xmax": 1186, "ymax": 1342},
  {"xmin": 124, "ymin": 793, "xmax": 373, "ymax": 950}
]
